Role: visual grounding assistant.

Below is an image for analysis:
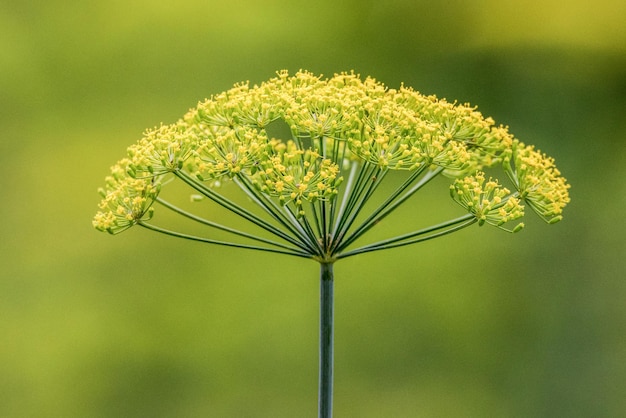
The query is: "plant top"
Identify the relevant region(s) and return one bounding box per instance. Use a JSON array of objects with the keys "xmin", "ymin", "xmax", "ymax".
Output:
[{"xmin": 93, "ymin": 70, "xmax": 570, "ymax": 261}]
